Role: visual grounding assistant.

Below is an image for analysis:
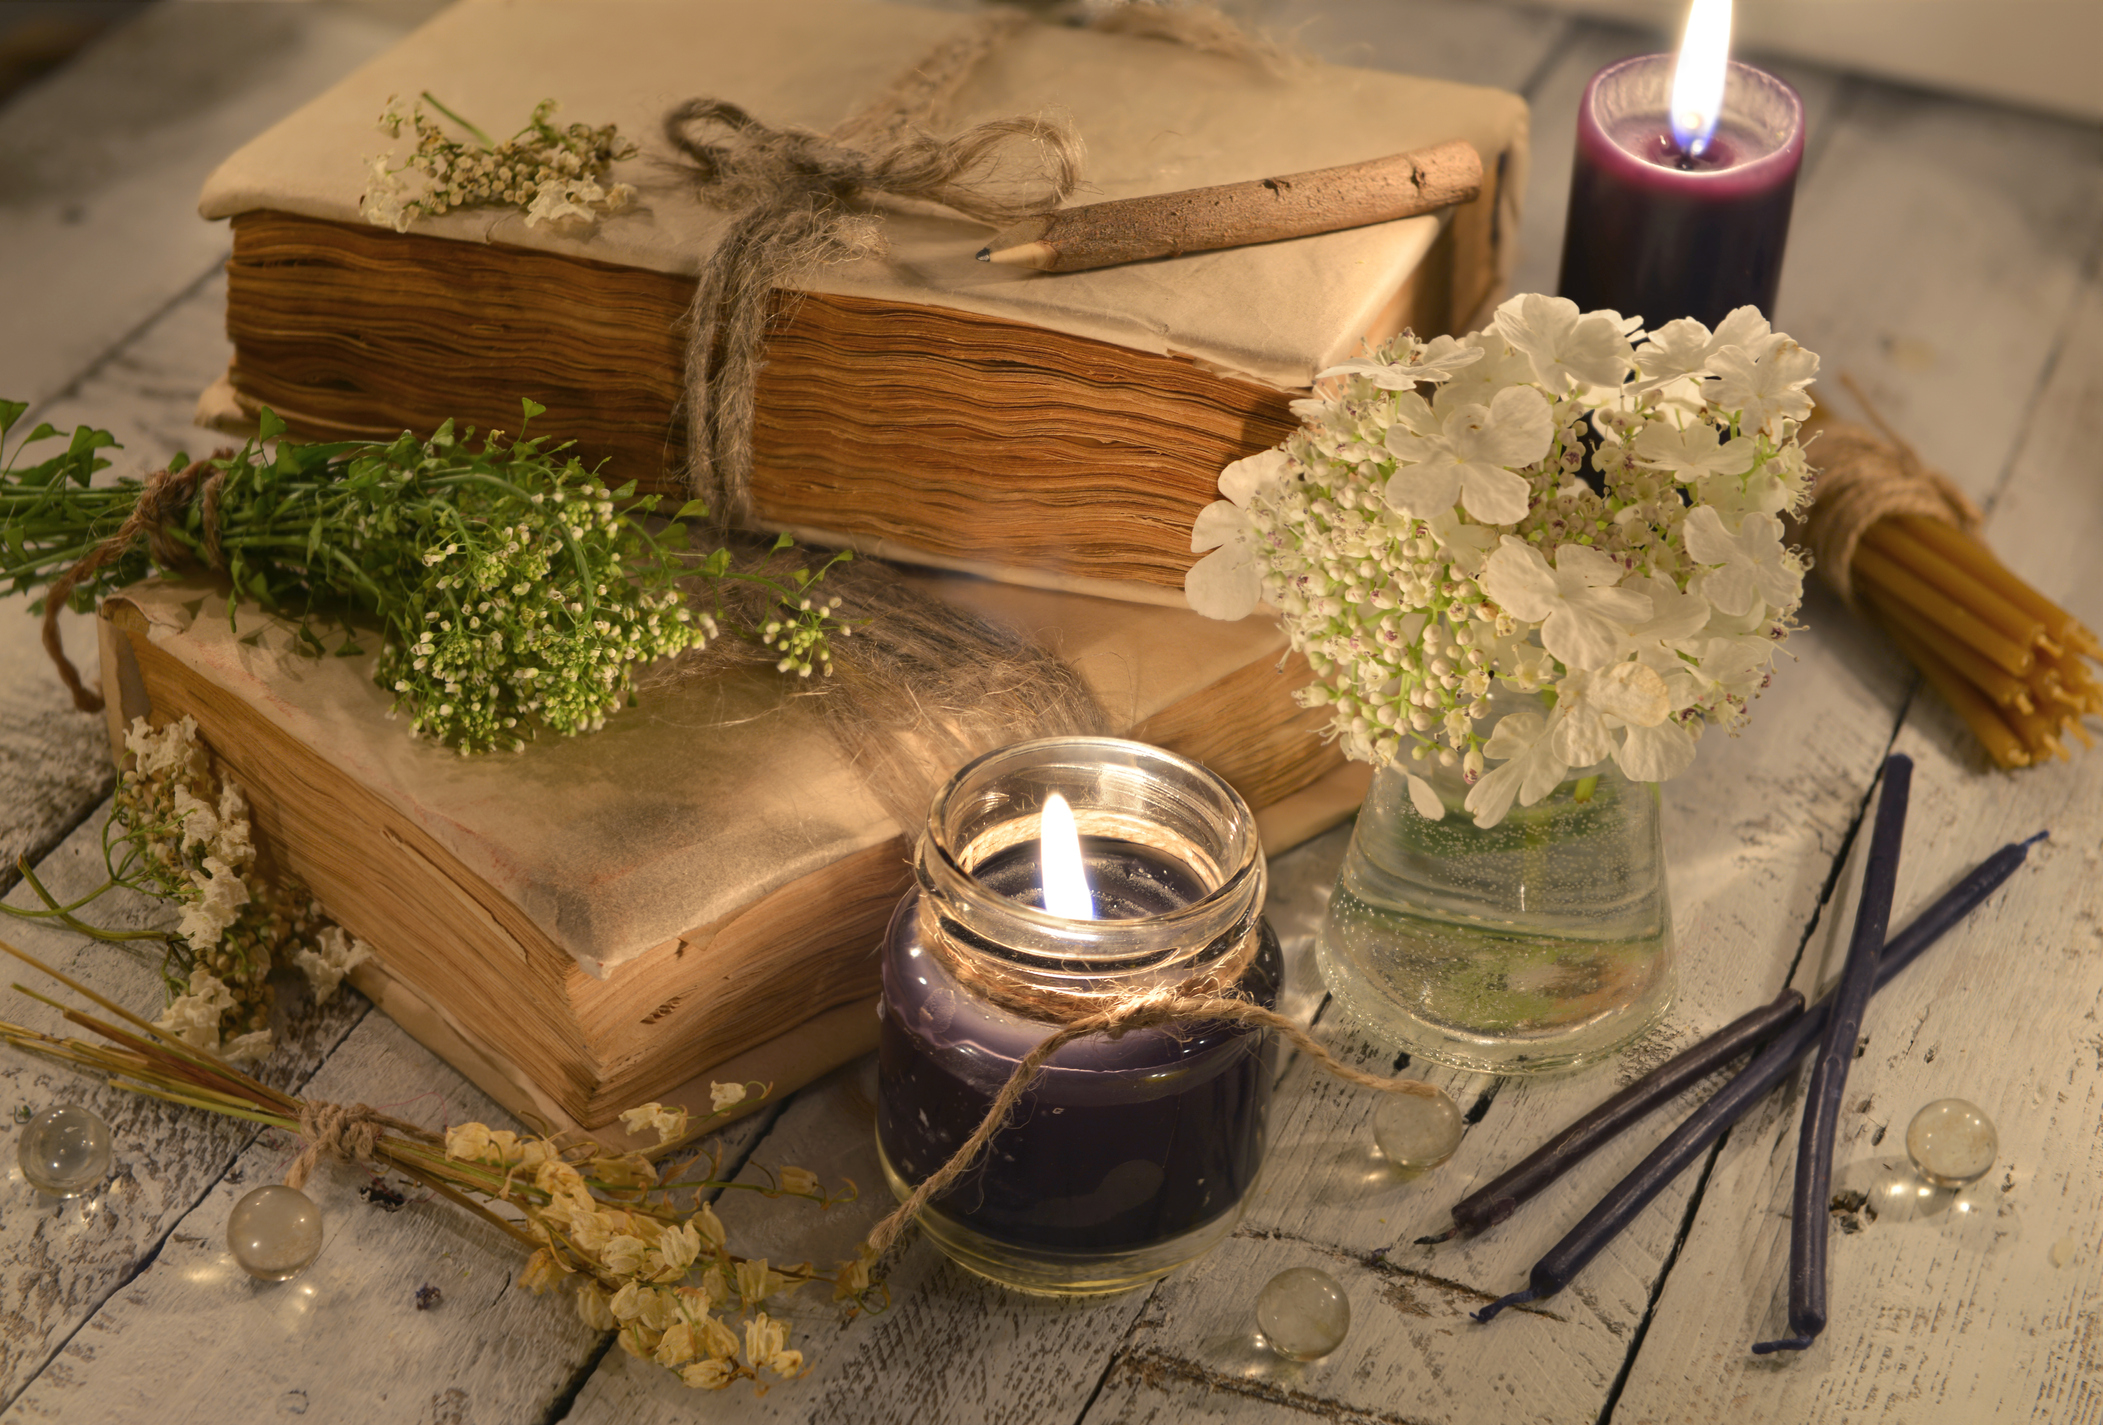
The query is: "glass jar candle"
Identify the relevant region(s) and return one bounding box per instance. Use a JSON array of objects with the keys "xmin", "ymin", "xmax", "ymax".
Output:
[{"xmin": 876, "ymin": 736, "xmax": 1279, "ymax": 1296}]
